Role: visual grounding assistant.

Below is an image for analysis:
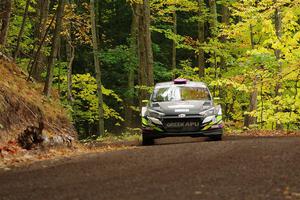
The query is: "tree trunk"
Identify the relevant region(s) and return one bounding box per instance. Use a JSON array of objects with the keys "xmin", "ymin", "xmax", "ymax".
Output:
[
  {"xmin": 66, "ymin": 0, "xmax": 74, "ymax": 102},
  {"xmin": 218, "ymin": 3, "xmax": 230, "ymax": 113},
  {"xmin": 136, "ymin": 0, "xmax": 154, "ymax": 103},
  {"xmin": 28, "ymin": 14, "xmax": 55, "ymax": 81},
  {"xmin": 172, "ymin": 11, "xmax": 177, "ymax": 75},
  {"xmin": 90, "ymin": 0, "xmax": 105, "ymax": 136},
  {"xmin": 125, "ymin": 5, "xmax": 138, "ymax": 128},
  {"xmin": 144, "ymin": 0, "xmax": 154, "ymax": 86},
  {"xmin": 245, "ymin": 76, "xmax": 258, "ymax": 127},
  {"xmin": 31, "ymin": 0, "xmax": 49, "ymax": 81},
  {"xmin": 197, "ymin": 0, "xmax": 205, "ymax": 77},
  {"xmin": 209, "ymin": 0, "xmax": 217, "ymax": 37},
  {"xmin": 274, "ymin": 6, "xmax": 283, "ymax": 130},
  {"xmin": 14, "ymin": 0, "xmax": 31, "ymax": 59},
  {"xmin": 250, "ymin": 24, "xmax": 255, "ymax": 49},
  {"xmin": 0, "ymin": 0, "xmax": 12, "ymax": 46},
  {"xmin": 244, "ymin": 24, "xmax": 258, "ymax": 127},
  {"xmin": 137, "ymin": 4, "xmax": 147, "ymax": 102},
  {"xmin": 43, "ymin": 0, "xmax": 65, "ymax": 97},
  {"xmin": 220, "ymin": 3, "xmax": 230, "ymax": 72},
  {"xmin": 208, "ymin": 0, "xmax": 218, "ymax": 79},
  {"xmin": 221, "ymin": 4, "xmax": 230, "ymax": 25},
  {"xmin": 66, "ymin": 40, "xmax": 75, "ymax": 102},
  {"xmin": 57, "ymin": 35, "xmax": 62, "ymax": 94}
]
